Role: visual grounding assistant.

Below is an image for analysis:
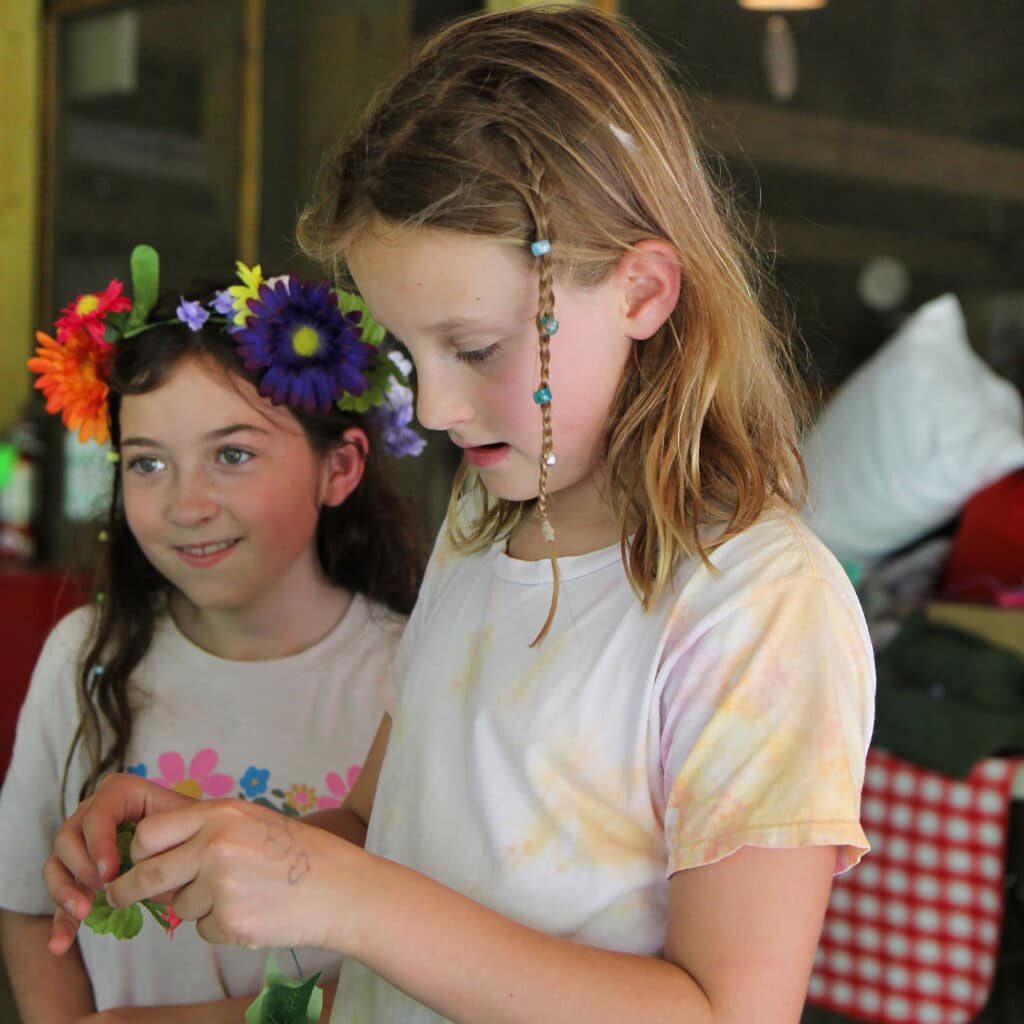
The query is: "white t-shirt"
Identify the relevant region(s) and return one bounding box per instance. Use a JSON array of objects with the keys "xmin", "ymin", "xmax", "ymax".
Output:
[
  {"xmin": 0, "ymin": 593, "xmax": 403, "ymax": 1011},
  {"xmin": 333, "ymin": 509, "xmax": 875, "ymax": 1022}
]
